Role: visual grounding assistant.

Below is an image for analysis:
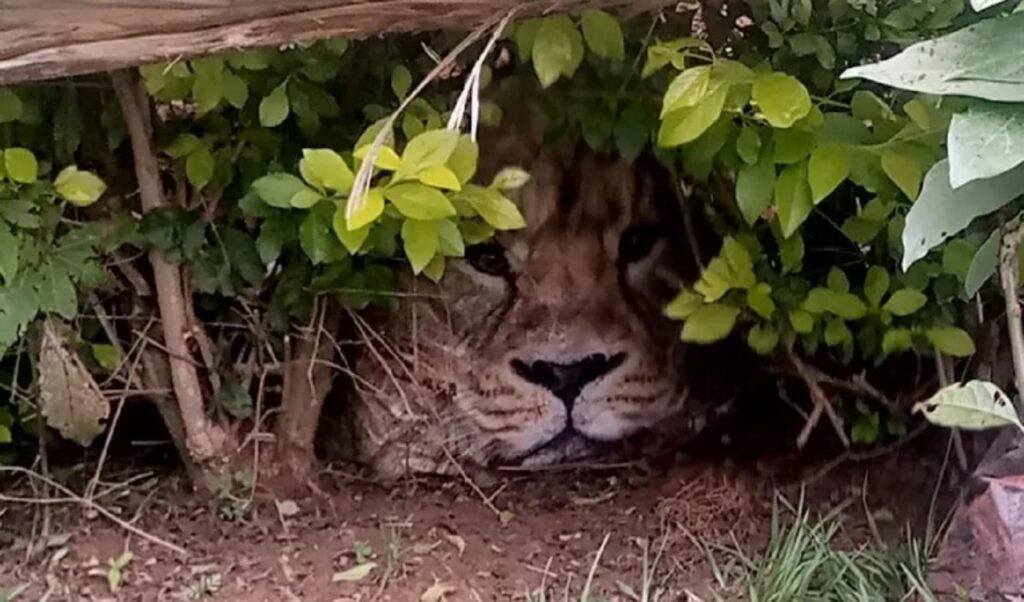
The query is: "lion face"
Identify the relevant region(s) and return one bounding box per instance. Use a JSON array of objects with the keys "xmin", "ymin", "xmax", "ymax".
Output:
[{"xmin": 352, "ymin": 142, "xmax": 698, "ymax": 476}]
